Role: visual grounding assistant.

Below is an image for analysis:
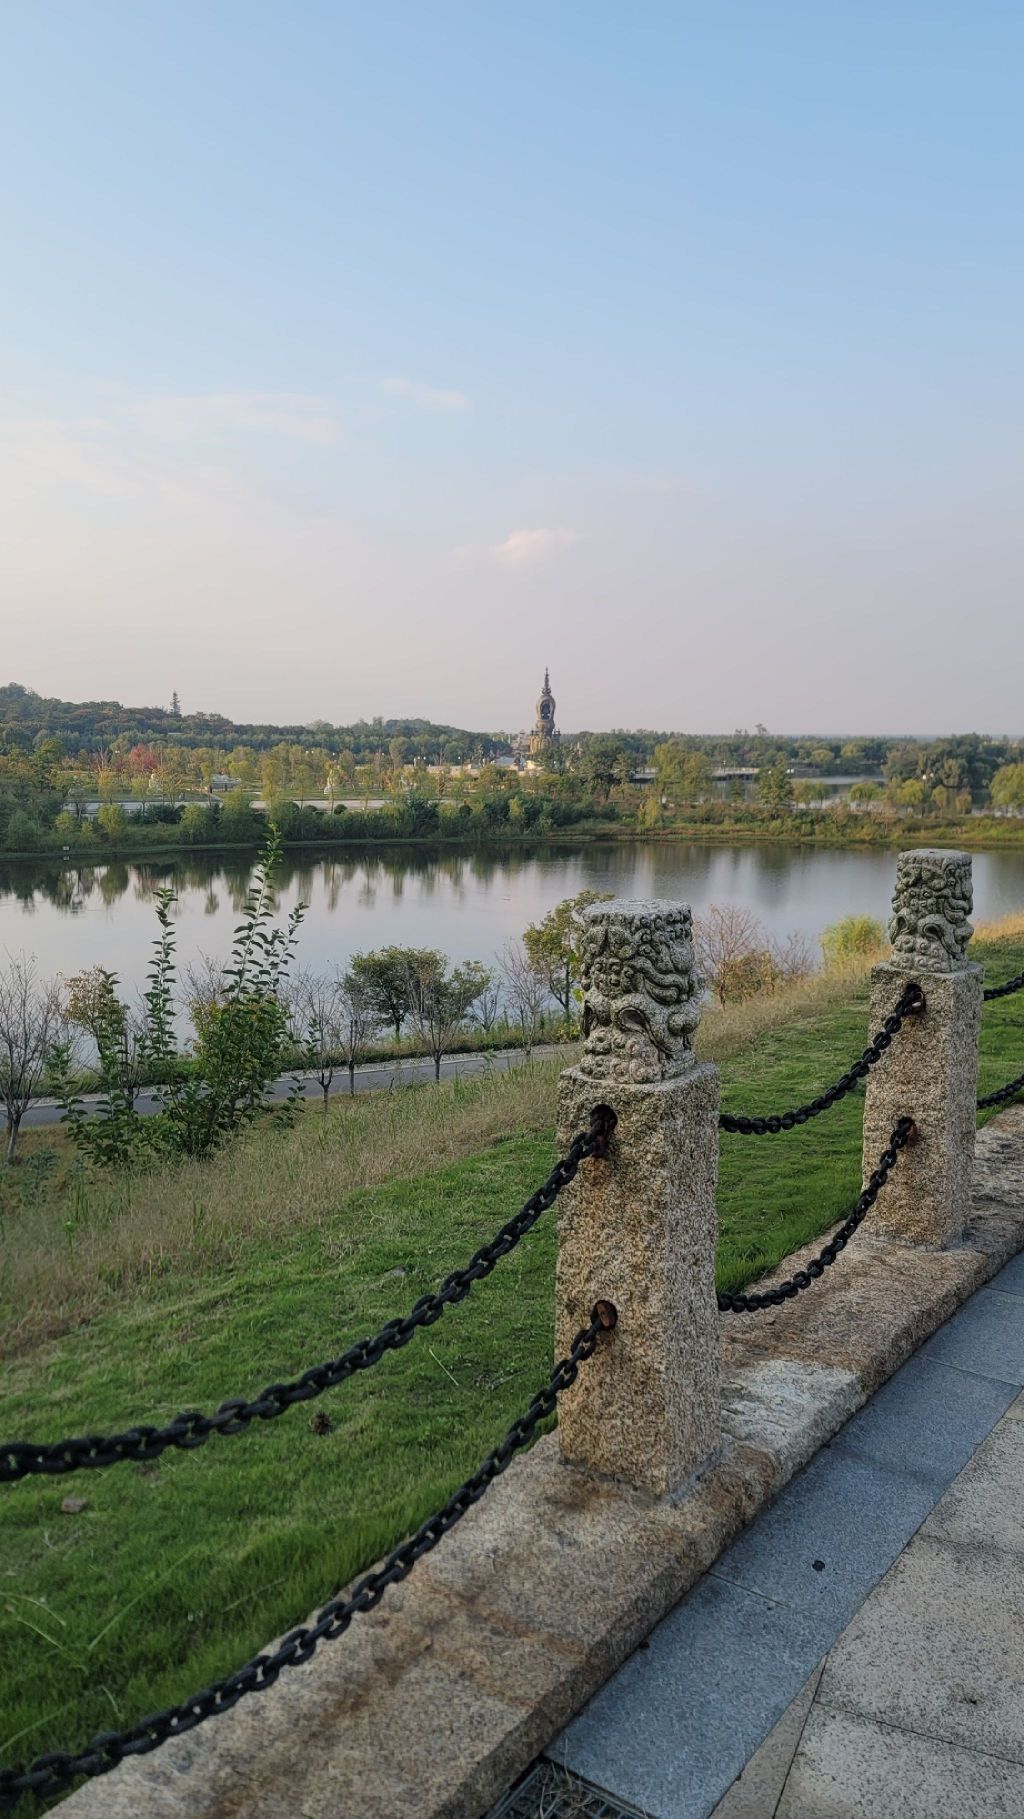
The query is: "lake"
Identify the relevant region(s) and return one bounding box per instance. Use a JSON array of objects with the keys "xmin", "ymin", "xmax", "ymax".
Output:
[{"xmin": 3, "ymin": 840, "xmax": 1024, "ymax": 999}]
